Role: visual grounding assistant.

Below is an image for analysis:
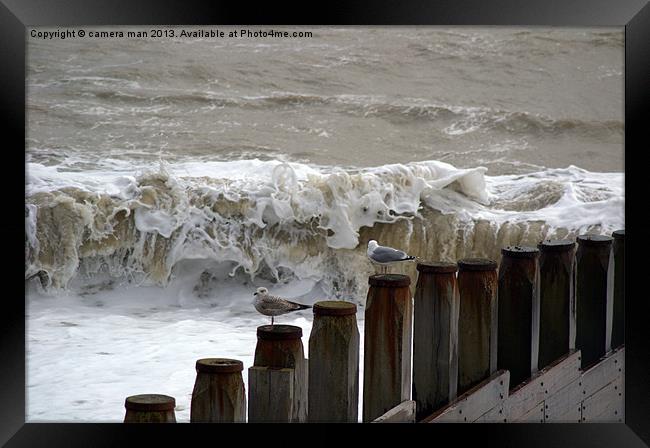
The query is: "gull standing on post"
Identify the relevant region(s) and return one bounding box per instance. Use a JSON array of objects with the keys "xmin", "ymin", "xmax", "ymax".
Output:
[
  {"xmin": 253, "ymin": 287, "xmax": 312, "ymax": 326},
  {"xmin": 367, "ymin": 239, "xmax": 416, "ymax": 274}
]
